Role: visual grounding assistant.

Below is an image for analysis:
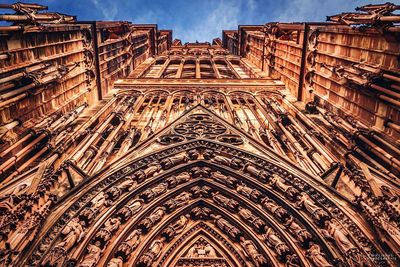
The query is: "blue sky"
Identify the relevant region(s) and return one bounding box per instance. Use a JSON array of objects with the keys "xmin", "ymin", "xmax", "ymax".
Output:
[{"xmin": 1, "ymin": 0, "xmax": 388, "ymax": 42}]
